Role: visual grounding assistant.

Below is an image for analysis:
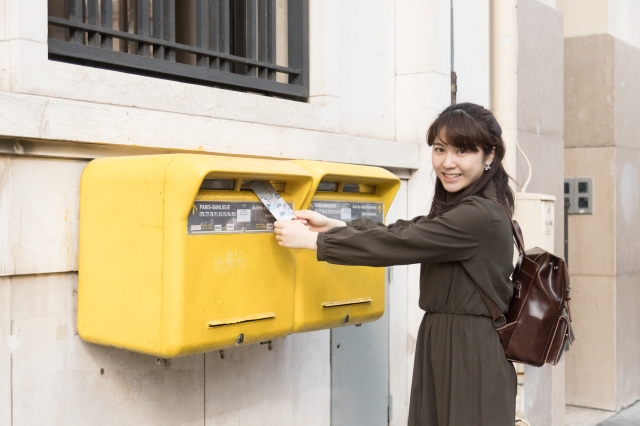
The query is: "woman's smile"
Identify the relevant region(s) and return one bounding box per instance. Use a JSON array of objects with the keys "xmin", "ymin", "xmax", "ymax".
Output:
[{"xmin": 443, "ymin": 173, "xmax": 462, "ymax": 181}]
